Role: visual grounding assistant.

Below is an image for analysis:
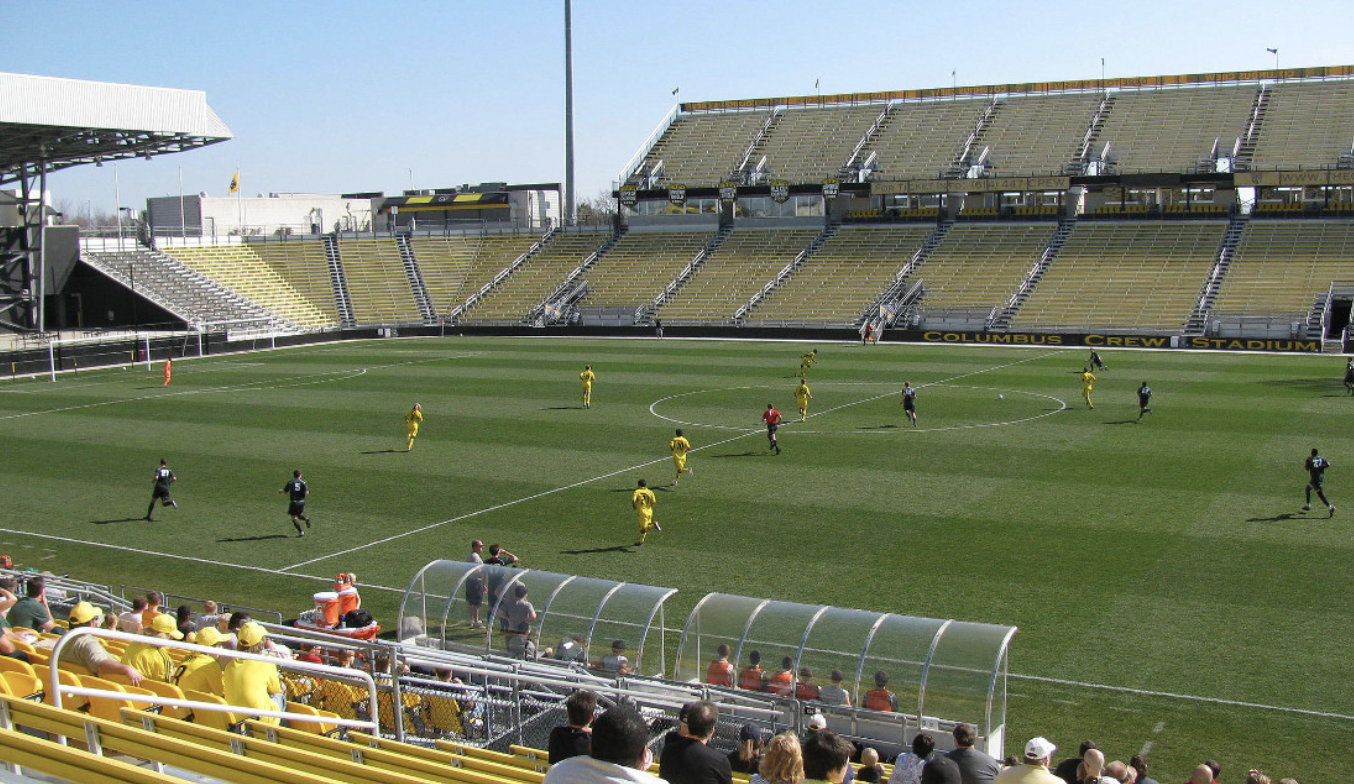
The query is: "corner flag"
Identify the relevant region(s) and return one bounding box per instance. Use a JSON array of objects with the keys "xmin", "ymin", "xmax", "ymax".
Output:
[{"xmin": 228, "ymin": 169, "xmax": 239, "ymax": 194}]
